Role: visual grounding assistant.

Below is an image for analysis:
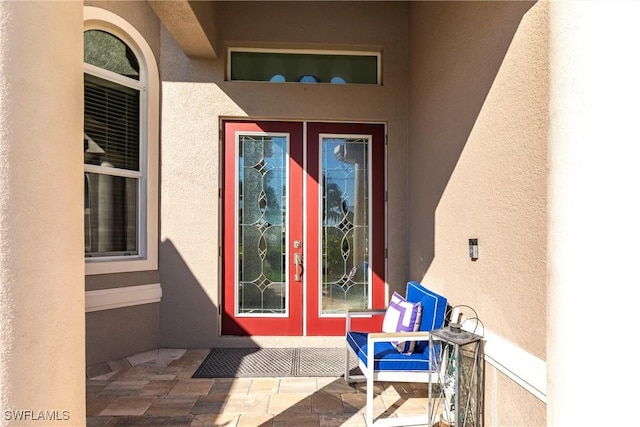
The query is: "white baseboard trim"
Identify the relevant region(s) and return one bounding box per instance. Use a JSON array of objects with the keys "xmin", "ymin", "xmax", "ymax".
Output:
[
  {"xmin": 85, "ymin": 283, "xmax": 162, "ymax": 313},
  {"xmin": 482, "ymin": 328, "xmax": 547, "ymax": 403}
]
